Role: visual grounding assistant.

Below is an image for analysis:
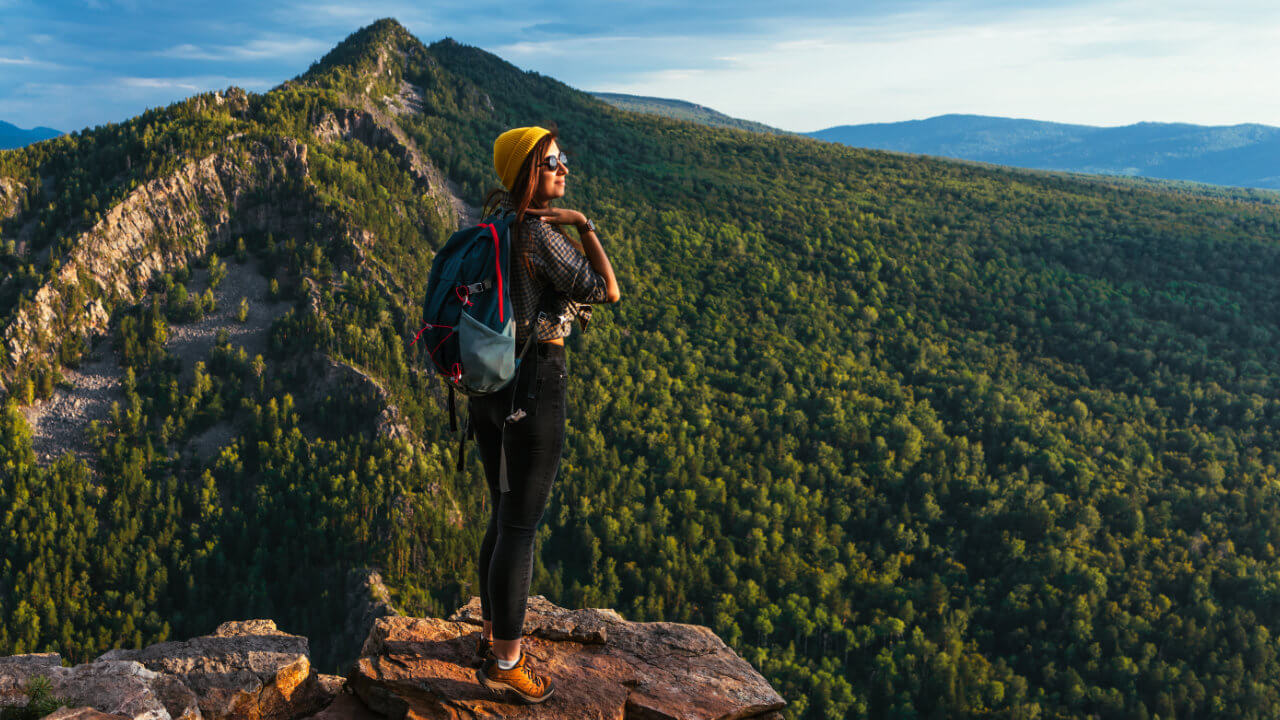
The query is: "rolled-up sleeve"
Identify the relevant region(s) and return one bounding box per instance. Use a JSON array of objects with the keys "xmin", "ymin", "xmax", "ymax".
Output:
[{"xmin": 534, "ymin": 221, "xmax": 609, "ymax": 304}]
